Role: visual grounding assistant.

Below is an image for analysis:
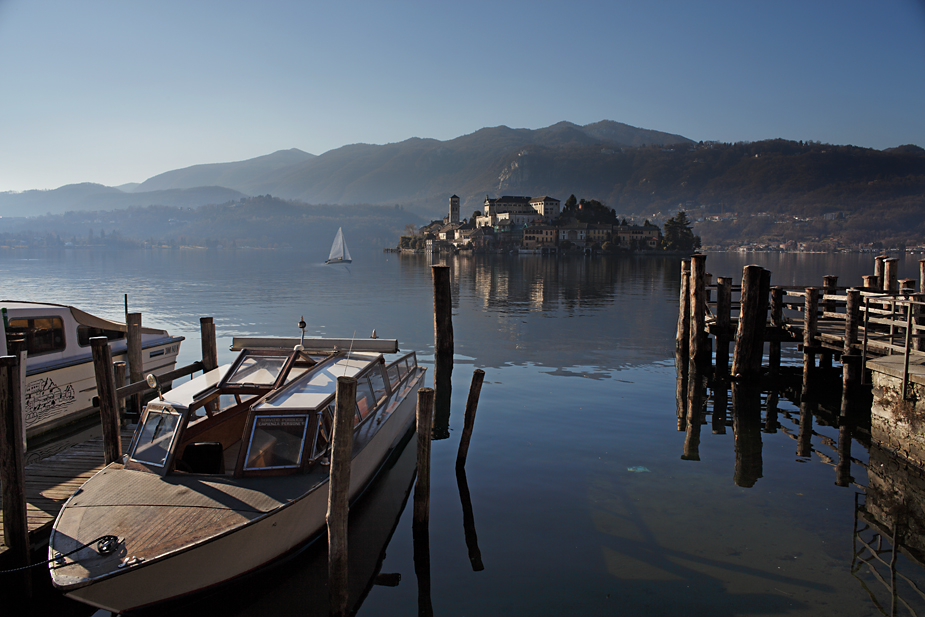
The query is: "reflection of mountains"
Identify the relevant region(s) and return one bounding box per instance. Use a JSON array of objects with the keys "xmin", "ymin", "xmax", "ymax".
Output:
[{"xmin": 410, "ymin": 254, "xmax": 682, "ymax": 370}]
